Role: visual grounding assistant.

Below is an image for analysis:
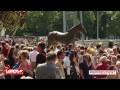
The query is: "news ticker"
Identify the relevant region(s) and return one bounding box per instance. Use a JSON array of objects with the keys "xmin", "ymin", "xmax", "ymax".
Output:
[{"xmin": 89, "ymin": 70, "xmax": 118, "ymax": 75}]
